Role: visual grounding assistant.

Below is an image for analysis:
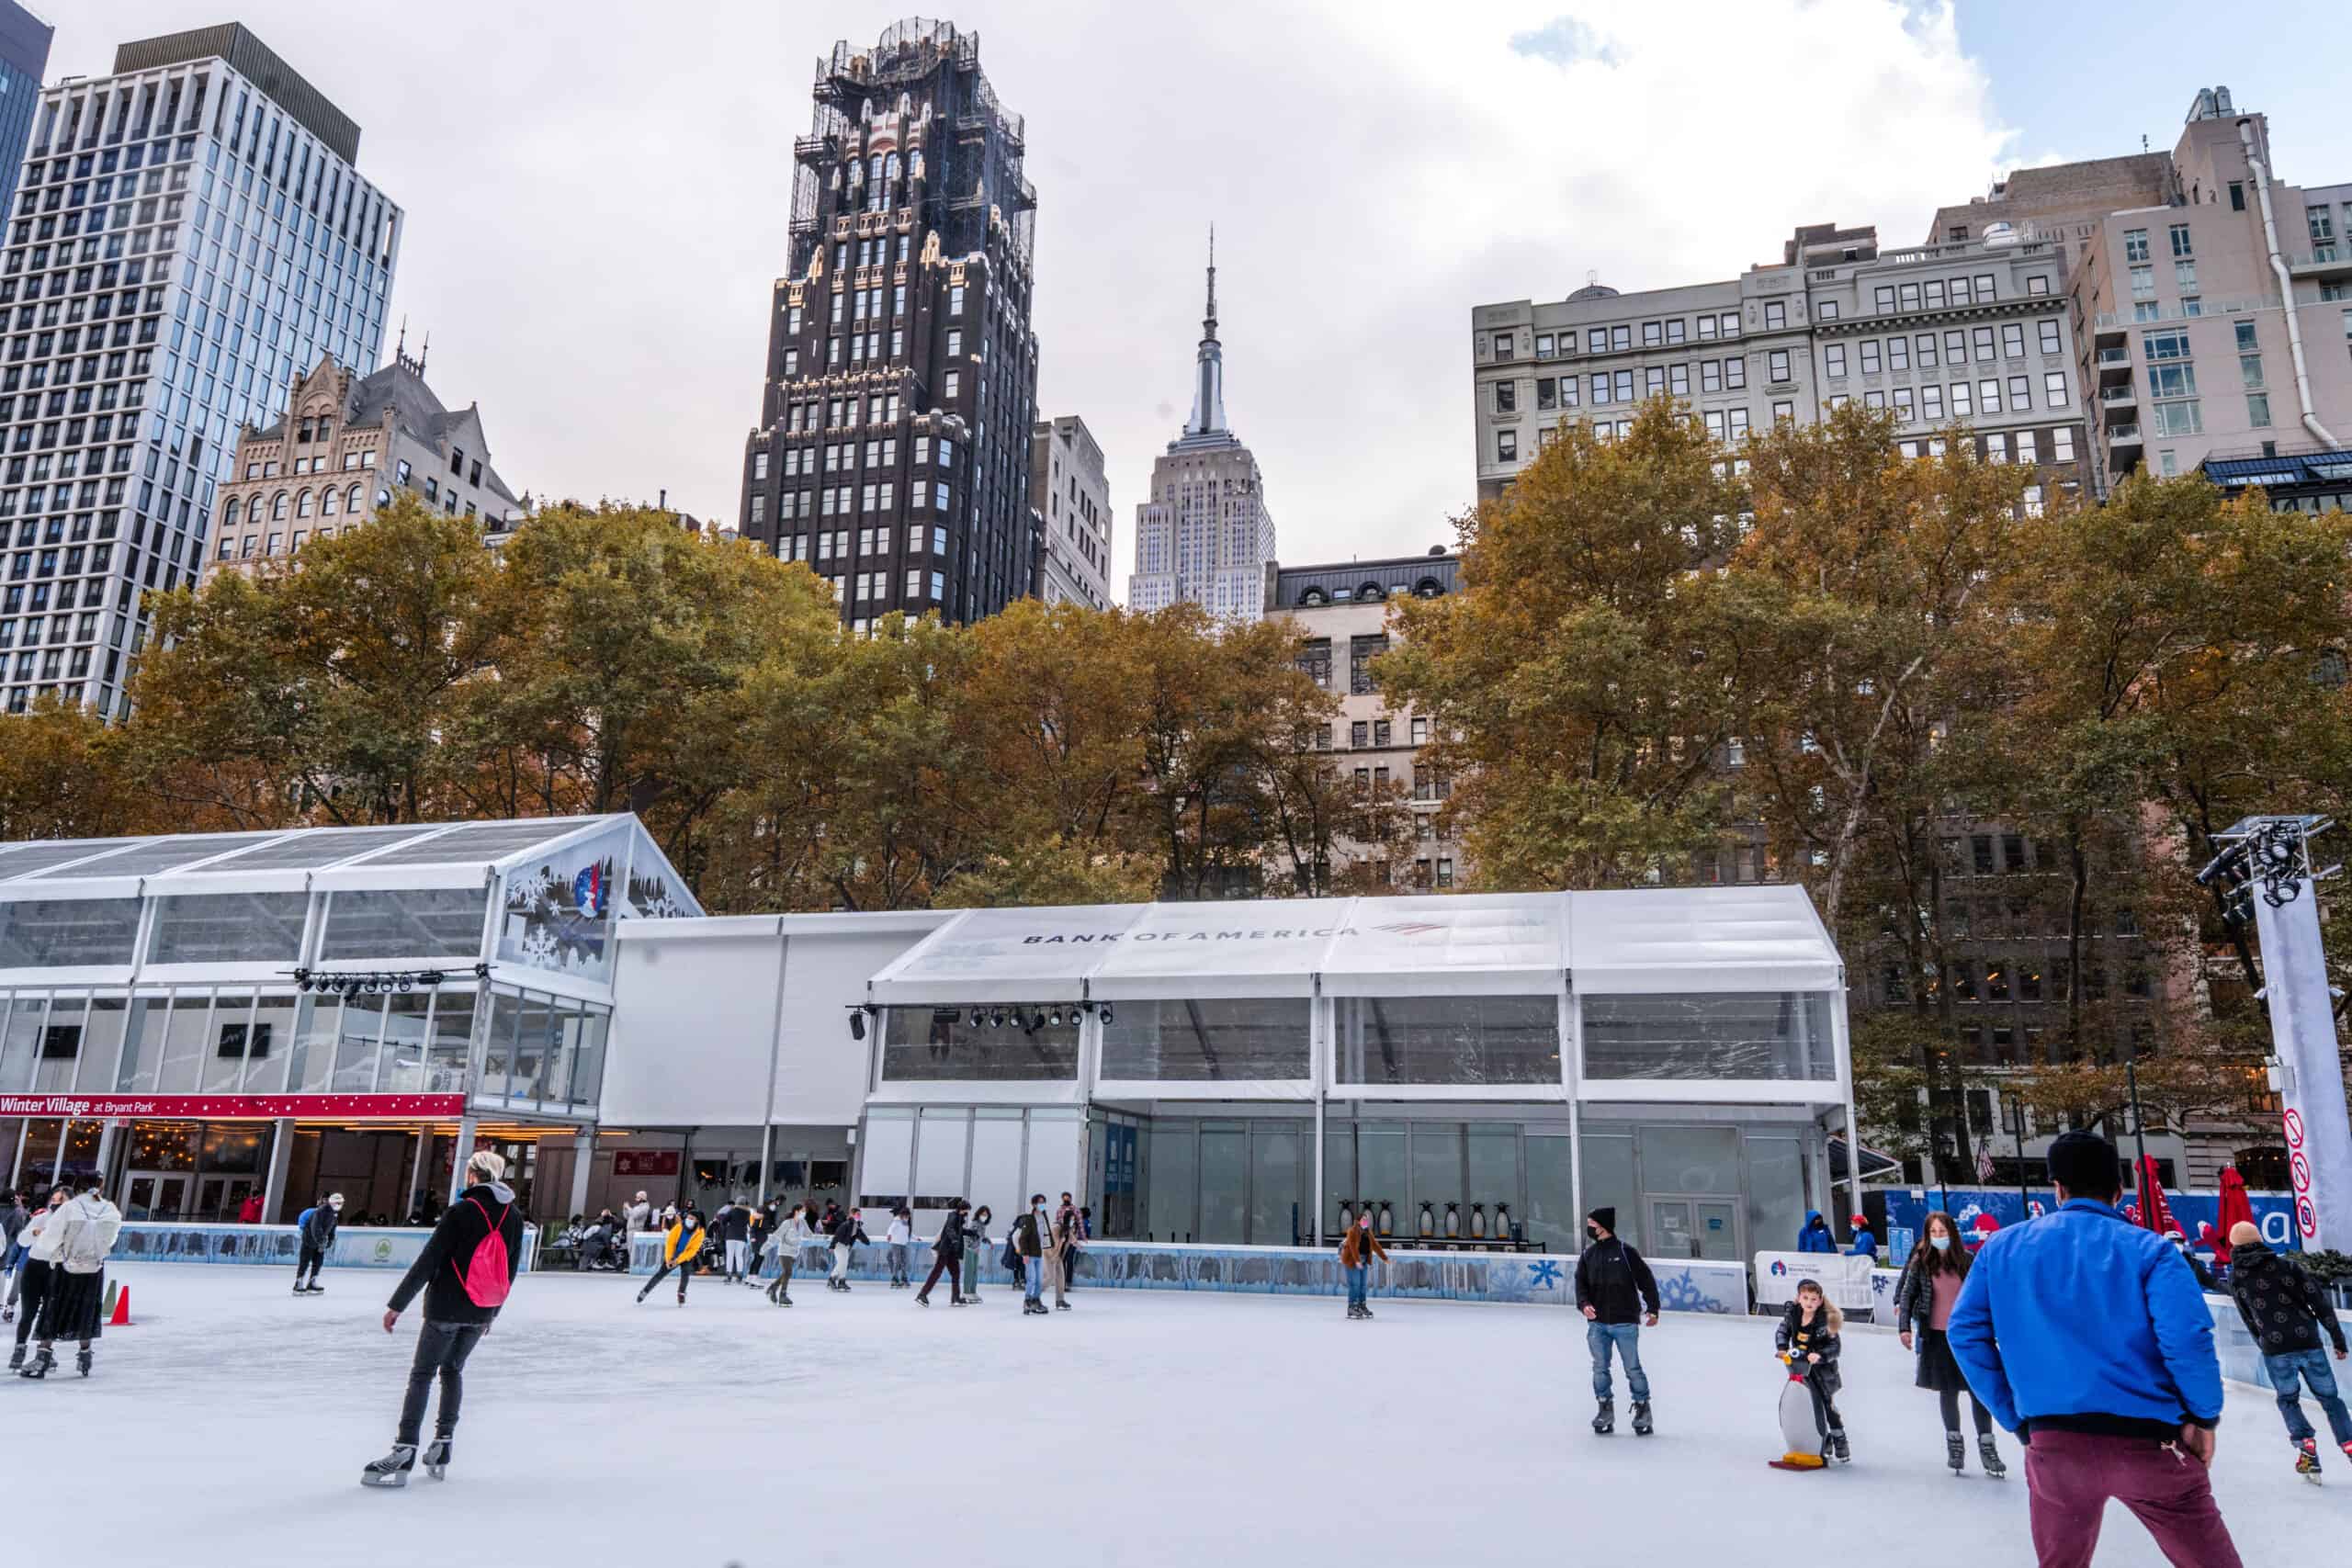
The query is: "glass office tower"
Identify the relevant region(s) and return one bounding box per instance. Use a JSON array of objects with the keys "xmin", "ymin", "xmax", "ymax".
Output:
[{"xmin": 0, "ymin": 3, "xmax": 51, "ymax": 223}]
